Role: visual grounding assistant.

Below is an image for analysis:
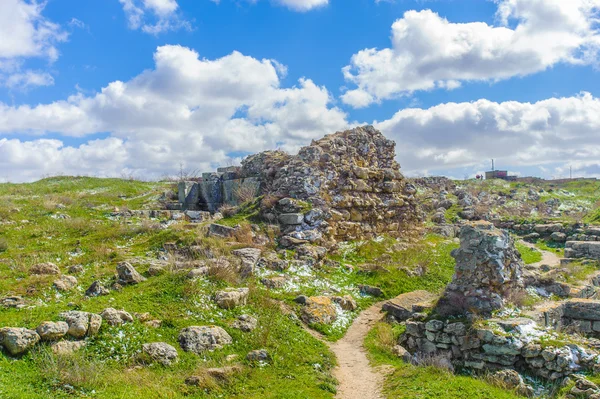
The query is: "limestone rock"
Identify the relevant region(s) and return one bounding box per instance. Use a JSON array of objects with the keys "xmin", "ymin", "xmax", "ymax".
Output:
[
  {"xmin": 392, "ymin": 345, "xmax": 412, "ymax": 362},
  {"xmin": 59, "ymin": 311, "xmax": 102, "ymax": 339},
  {"xmin": 1, "ymin": 296, "xmax": 26, "ymax": 309},
  {"xmin": 301, "ymin": 296, "xmax": 337, "ymax": 325},
  {"xmin": 142, "ymin": 342, "xmax": 179, "ymax": 366},
  {"xmin": 359, "ymin": 284, "xmax": 384, "ymax": 297},
  {"xmin": 232, "ymin": 314, "xmax": 258, "ymax": 332},
  {"xmin": 30, "ymin": 262, "xmax": 60, "ymax": 275},
  {"xmin": 382, "ymin": 290, "xmax": 437, "ymax": 321},
  {"xmin": 116, "ymin": 261, "xmax": 146, "ymax": 285},
  {"xmin": 53, "ymin": 275, "xmax": 78, "ymax": 291},
  {"xmin": 232, "ymin": 248, "xmax": 262, "ymax": 277},
  {"xmin": 51, "ymin": 340, "xmax": 86, "ymax": 355},
  {"xmin": 332, "ymin": 295, "xmax": 357, "ymax": 311},
  {"xmin": 68, "ymin": 265, "xmax": 84, "ymax": 274},
  {"xmin": 0, "ymin": 328, "xmax": 40, "ymax": 355},
  {"xmin": 187, "ymin": 267, "xmax": 209, "ymax": 279},
  {"xmin": 36, "ymin": 321, "xmax": 69, "ymax": 341},
  {"xmin": 436, "ymin": 221, "xmax": 525, "ymax": 317},
  {"xmin": 214, "ymin": 288, "xmax": 249, "ymax": 309},
  {"xmin": 178, "ymin": 326, "xmax": 233, "ymax": 354},
  {"xmin": 247, "ymin": 349, "xmax": 270, "ymax": 362},
  {"xmin": 101, "ymin": 308, "xmax": 134, "ymax": 326},
  {"xmin": 85, "ymin": 281, "xmax": 110, "ymax": 297}
]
